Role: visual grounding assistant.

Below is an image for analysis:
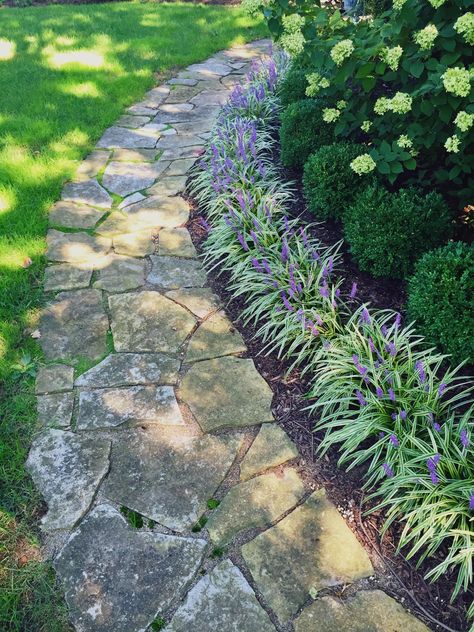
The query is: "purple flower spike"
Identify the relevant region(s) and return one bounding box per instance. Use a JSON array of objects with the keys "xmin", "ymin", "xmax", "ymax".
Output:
[
  {"xmin": 237, "ymin": 232, "xmax": 249, "ymax": 252},
  {"xmin": 360, "ymin": 307, "xmax": 371, "ymax": 325},
  {"xmin": 391, "ymin": 413, "xmax": 397, "ymax": 421},
  {"xmin": 251, "ymin": 258, "xmax": 263, "ymax": 273},
  {"xmin": 433, "ymin": 422, "xmax": 441, "ymax": 432},
  {"xmin": 319, "ymin": 285, "xmax": 330, "ymax": 299},
  {"xmin": 368, "ymin": 338, "xmax": 377, "ymax": 354},
  {"xmin": 199, "ymin": 217, "xmax": 211, "ymax": 231},
  {"xmin": 389, "ymin": 434, "xmax": 399, "ymax": 447},
  {"xmin": 400, "ymin": 410, "xmax": 407, "ymax": 420},
  {"xmin": 415, "ymin": 360, "xmax": 426, "ymax": 384},
  {"xmin": 461, "ymin": 429, "xmax": 470, "ymax": 448},
  {"xmin": 383, "ymin": 463, "xmax": 394, "ymax": 478},
  {"xmin": 280, "ymin": 292, "xmax": 294, "ymax": 312},
  {"xmin": 281, "ymin": 238, "xmax": 289, "ymax": 263},
  {"xmin": 355, "ymin": 390, "xmax": 367, "ymax": 407},
  {"xmin": 376, "ymin": 386, "xmax": 384, "ymax": 398},
  {"xmin": 381, "ymin": 325, "xmax": 388, "ymax": 336},
  {"xmin": 438, "ymin": 383, "xmax": 447, "ymax": 397},
  {"xmin": 394, "ymin": 312, "xmax": 401, "ymax": 328},
  {"xmin": 427, "ymin": 455, "xmax": 440, "ymax": 484},
  {"xmin": 470, "ymin": 493, "xmax": 474, "ymax": 512},
  {"xmin": 388, "ymin": 388, "xmax": 396, "ymax": 402},
  {"xmin": 386, "ymin": 342, "xmax": 397, "ymax": 357},
  {"xmin": 350, "ymin": 282, "xmax": 358, "ymax": 299}
]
